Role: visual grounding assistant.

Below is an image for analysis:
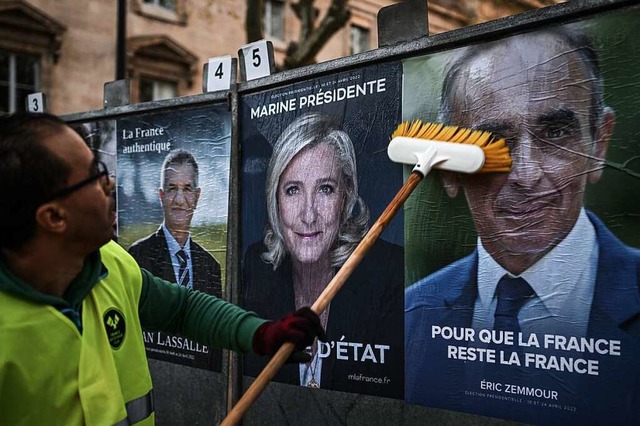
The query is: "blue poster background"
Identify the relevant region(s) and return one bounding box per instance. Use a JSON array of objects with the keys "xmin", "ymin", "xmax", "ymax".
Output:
[{"xmin": 240, "ymin": 61, "xmax": 405, "ymax": 398}]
